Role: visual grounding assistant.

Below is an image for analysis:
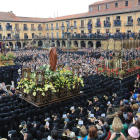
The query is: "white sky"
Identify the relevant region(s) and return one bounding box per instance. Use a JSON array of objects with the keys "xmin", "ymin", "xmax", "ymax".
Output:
[{"xmin": 0, "ymin": 0, "xmax": 101, "ymax": 18}]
